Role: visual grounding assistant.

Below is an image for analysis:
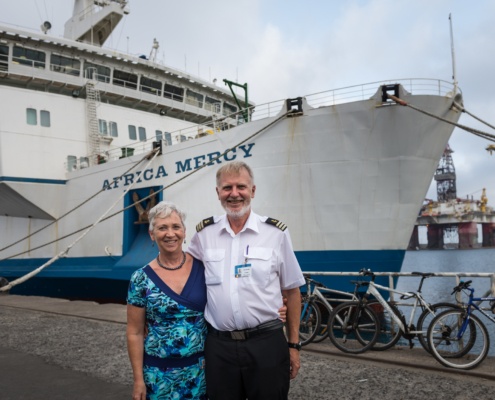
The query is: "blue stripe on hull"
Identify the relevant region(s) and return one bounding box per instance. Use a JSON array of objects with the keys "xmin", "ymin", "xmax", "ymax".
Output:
[{"xmin": 0, "ymin": 250, "xmax": 405, "ymax": 301}]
